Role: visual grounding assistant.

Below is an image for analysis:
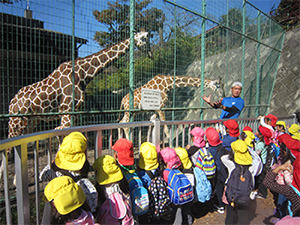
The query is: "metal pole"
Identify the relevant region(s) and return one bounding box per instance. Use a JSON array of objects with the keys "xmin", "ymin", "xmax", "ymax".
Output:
[
  {"xmin": 199, "ymin": 0, "xmax": 206, "ymax": 120},
  {"xmin": 241, "ymin": 0, "xmax": 246, "ymax": 118},
  {"xmin": 71, "ymin": 0, "xmax": 75, "ymax": 126},
  {"xmin": 255, "ymin": 11, "xmax": 261, "ymax": 117},
  {"xmin": 172, "ymin": 1, "xmax": 177, "ymax": 146},
  {"xmin": 129, "ymin": 0, "xmax": 135, "ymax": 141}
]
